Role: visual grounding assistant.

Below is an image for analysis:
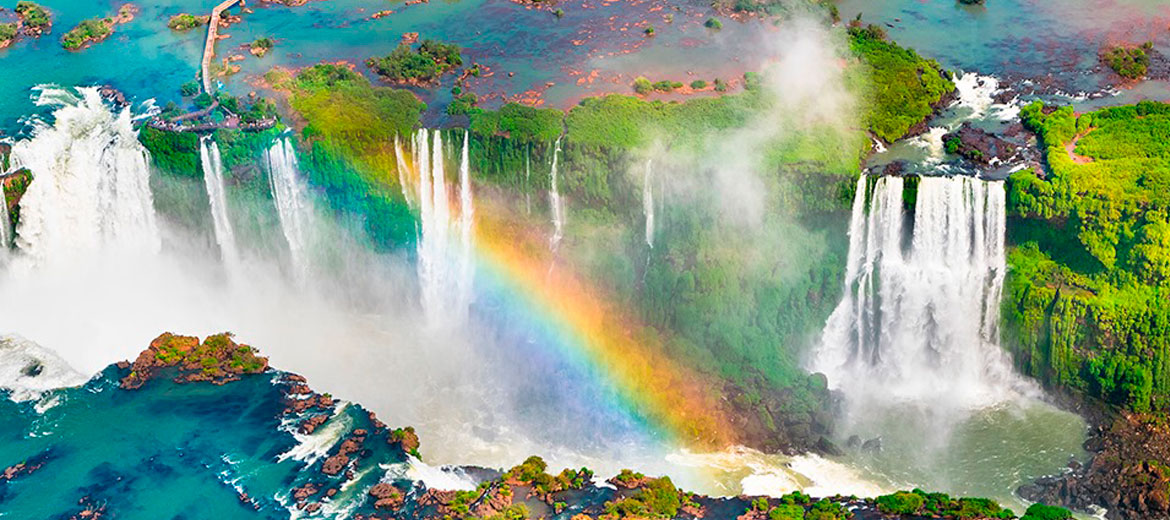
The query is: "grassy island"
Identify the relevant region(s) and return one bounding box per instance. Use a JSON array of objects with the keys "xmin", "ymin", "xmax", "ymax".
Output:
[
  {"xmin": 0, "ymin": 22, "xmax": 16, "ymax": 47},
  {"xmin": 167, "ymin": 13, "xmax": 210, "ymax": 31},
  {"xmin": 250, "ymin": 37, "xmax": 274, "ymax": 57},
  {"xmin": 366, "ymin": 39, "xmax": 463, "ymax": 85},
  {"xmin": 1103, "ymin": 42, "xmax": 1151, "ymax": 80},
  {"xmin": 14, "ymin": 1, "xmax": 51, "ymax": 36},
  {"xmin": 61, "ymin": 17, "xmax": 113, "ymax": 50}
]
